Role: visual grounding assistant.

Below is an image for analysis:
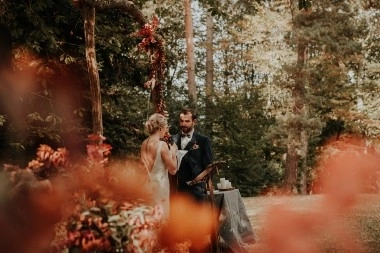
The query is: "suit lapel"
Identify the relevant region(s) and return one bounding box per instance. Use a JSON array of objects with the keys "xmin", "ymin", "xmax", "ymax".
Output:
[{"xmin": 184, "ymin": 134, "xmax": 196, "ymax": 150}]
